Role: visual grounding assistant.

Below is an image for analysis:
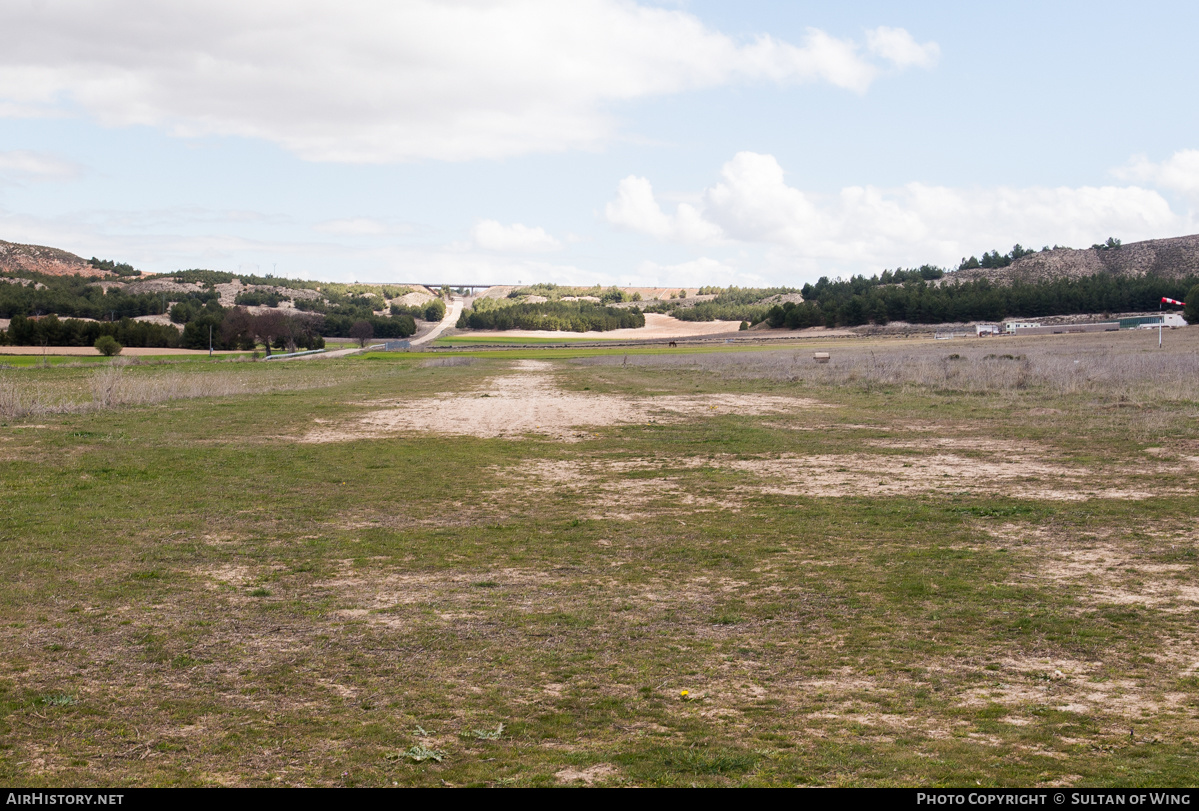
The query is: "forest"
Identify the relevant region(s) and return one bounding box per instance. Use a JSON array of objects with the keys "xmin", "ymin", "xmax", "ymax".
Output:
[
  {"xmin": 457, "ymin": 300, "xmax": 645, "ymax": 332},
  {"xmin": 0, "ymin": 271, "xmax": 421, "ymax": 347},
  {"xmin": 769, "ymin": 273, "xmax": 1198, "ymax": 329}
]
